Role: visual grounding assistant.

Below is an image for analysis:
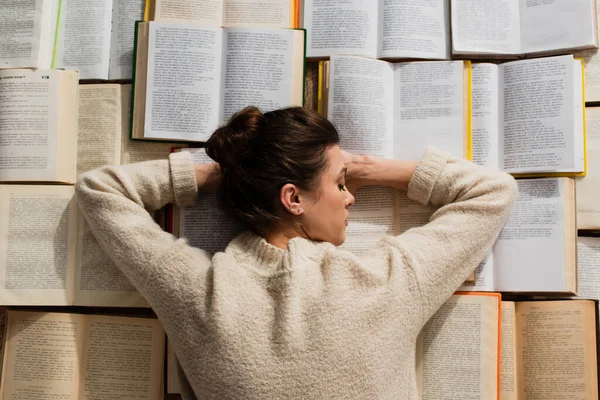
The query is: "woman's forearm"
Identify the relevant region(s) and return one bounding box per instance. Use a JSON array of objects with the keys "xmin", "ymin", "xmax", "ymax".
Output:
[{"xmin": 345, "ymin": 155, "xmax": 419, "ymax": 190}]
